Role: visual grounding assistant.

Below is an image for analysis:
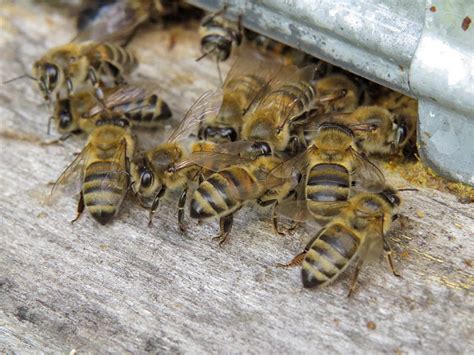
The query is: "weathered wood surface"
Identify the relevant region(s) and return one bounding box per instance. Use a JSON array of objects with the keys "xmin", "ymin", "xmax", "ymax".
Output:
[{"xmin": 0, "ymin": 2, "xmax": 473, "ymax": 354}]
